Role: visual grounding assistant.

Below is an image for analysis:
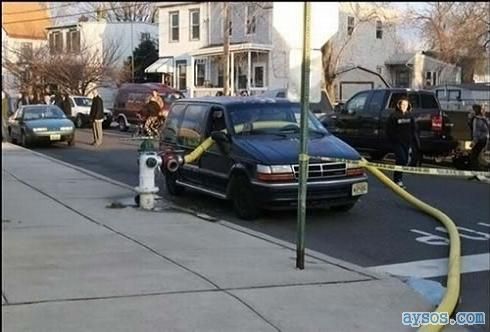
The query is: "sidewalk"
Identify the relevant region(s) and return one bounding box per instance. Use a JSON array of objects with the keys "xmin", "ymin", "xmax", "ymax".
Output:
[{"xmin": 1, "ymin": 142, "xmax": 464, "ymax": 331}]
